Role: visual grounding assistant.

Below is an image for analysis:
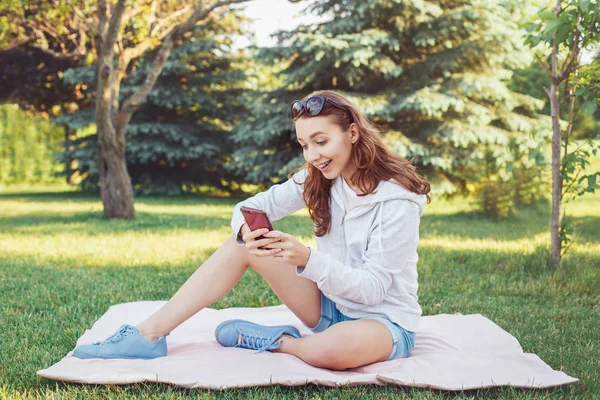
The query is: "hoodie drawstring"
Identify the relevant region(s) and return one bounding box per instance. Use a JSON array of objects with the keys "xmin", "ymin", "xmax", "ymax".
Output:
[{"xmin": 378, "ymin": 202, "xmax": 385, "ymax": 262}]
